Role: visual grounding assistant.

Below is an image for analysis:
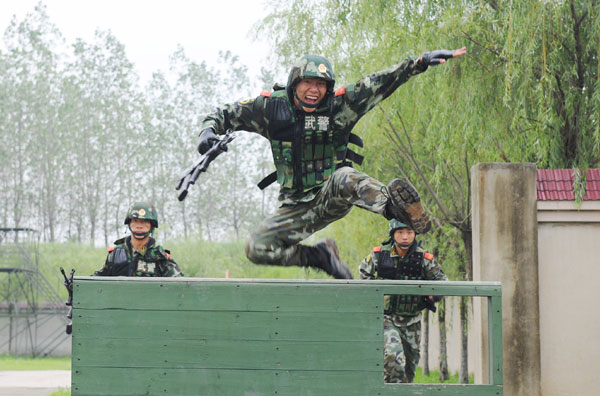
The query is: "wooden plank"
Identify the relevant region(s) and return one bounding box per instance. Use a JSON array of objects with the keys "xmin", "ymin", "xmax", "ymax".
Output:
[
  {"xmin": 489, "ymin": 294, "xmax": 504, "ymax": 385},
  {"xmin": 72, "ymin": 309, "xmax": 381, "ymax": 341},
  {"xmin": 72, "ymin": 367, "xmax": 503, "ymax": 396},
  {"xmin": 73, "ymin": 338, "xmax": 382, "ymax": 370},
  {"xmin": 74, "ymin": 279, "xmax": 381, "ymax": 312},
  {"xmin": 72, "ymin": 367, "xmax": 384, "ymax": 396},
  {"xmin": 378, "ymin": 384, "xmax": 503, "ymax": 396}
]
